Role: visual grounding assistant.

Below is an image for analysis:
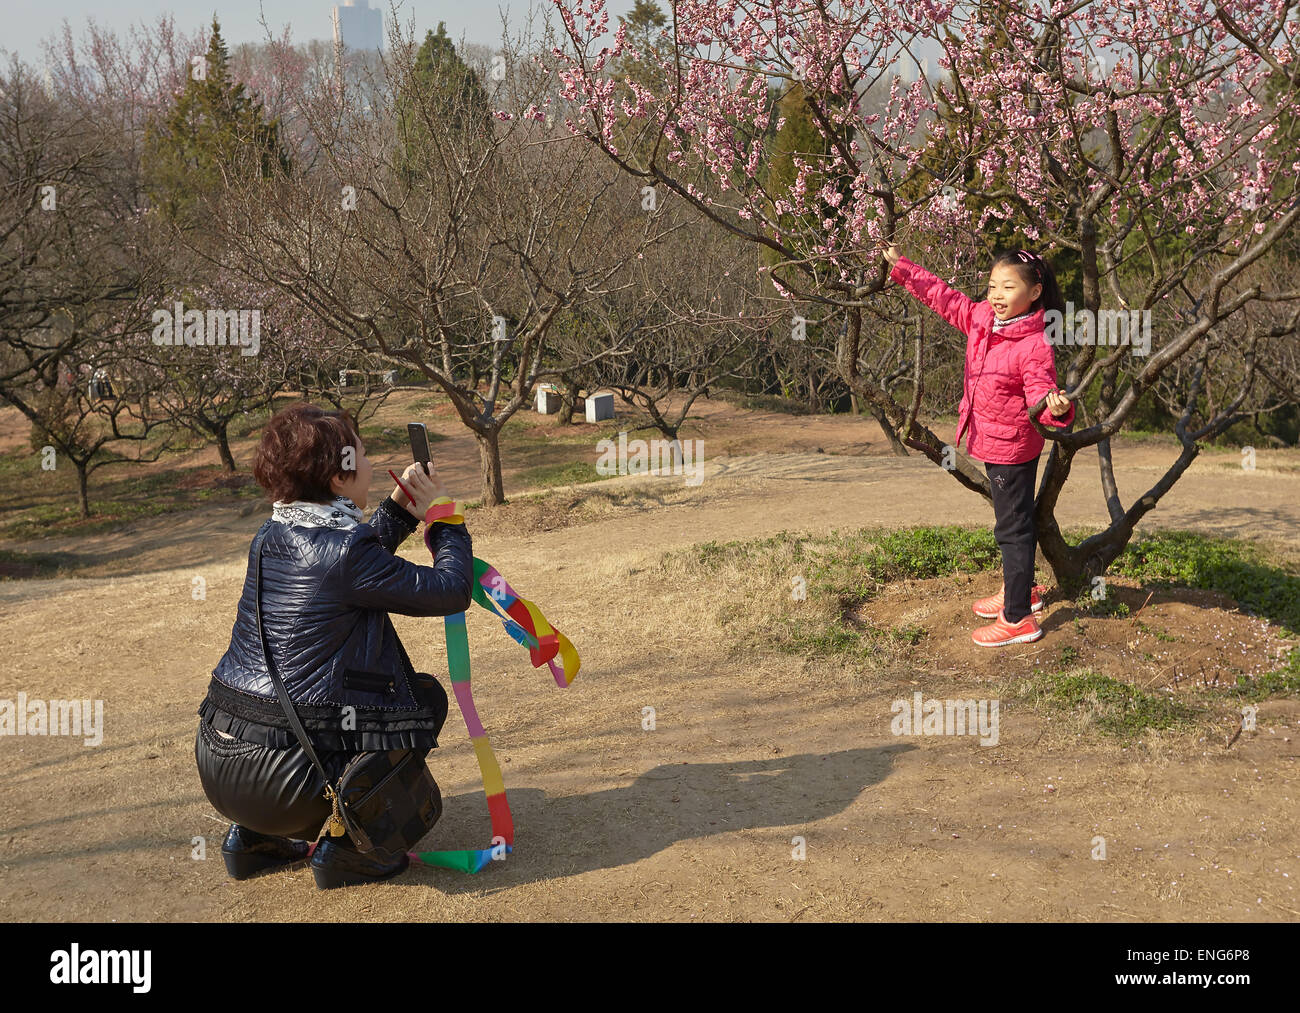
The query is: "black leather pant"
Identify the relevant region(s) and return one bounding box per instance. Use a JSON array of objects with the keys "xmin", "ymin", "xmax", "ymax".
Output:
[{"xmin": 195, "ymin": 677, "xmax": 448, "ymax": 841}]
